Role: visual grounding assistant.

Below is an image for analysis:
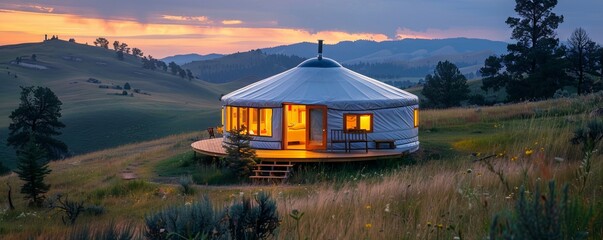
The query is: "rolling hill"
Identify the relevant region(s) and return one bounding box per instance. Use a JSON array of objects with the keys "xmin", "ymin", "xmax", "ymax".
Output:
[
  {"xmin": 0, "ymin": 40, "xmax": 229, "ymax": 168},
  {"xmin": 184, "ymin": 38, "xmax": 507, "ymax": 84},
  {"xmin": 261, "ymin": 38, "xmax": 508, "ymax": 64}
]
